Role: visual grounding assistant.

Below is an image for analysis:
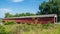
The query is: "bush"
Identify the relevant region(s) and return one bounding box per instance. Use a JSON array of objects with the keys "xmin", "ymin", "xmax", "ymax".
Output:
[
  {"xmin": 41, "ymin": 22, "xmax": 54, "ymax": 29},
  {"xmin": 4, "ymin": 21, "xmax": 15, "ymax": 25},
  {"xmin": 0, "ymin": 26, "xmax": 9, "ymax": 34}
]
